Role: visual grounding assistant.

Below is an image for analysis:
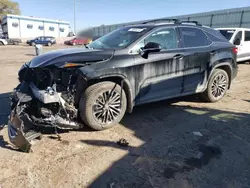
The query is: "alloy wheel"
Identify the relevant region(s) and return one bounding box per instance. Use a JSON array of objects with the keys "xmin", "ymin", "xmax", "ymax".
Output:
[
  {"xmin": 211, "ymin": 73, "xmax": 227, "ymax": 98},
  {"xmin": 92, "ymin": 90, "xmax": 121, "ymax": 125}
]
